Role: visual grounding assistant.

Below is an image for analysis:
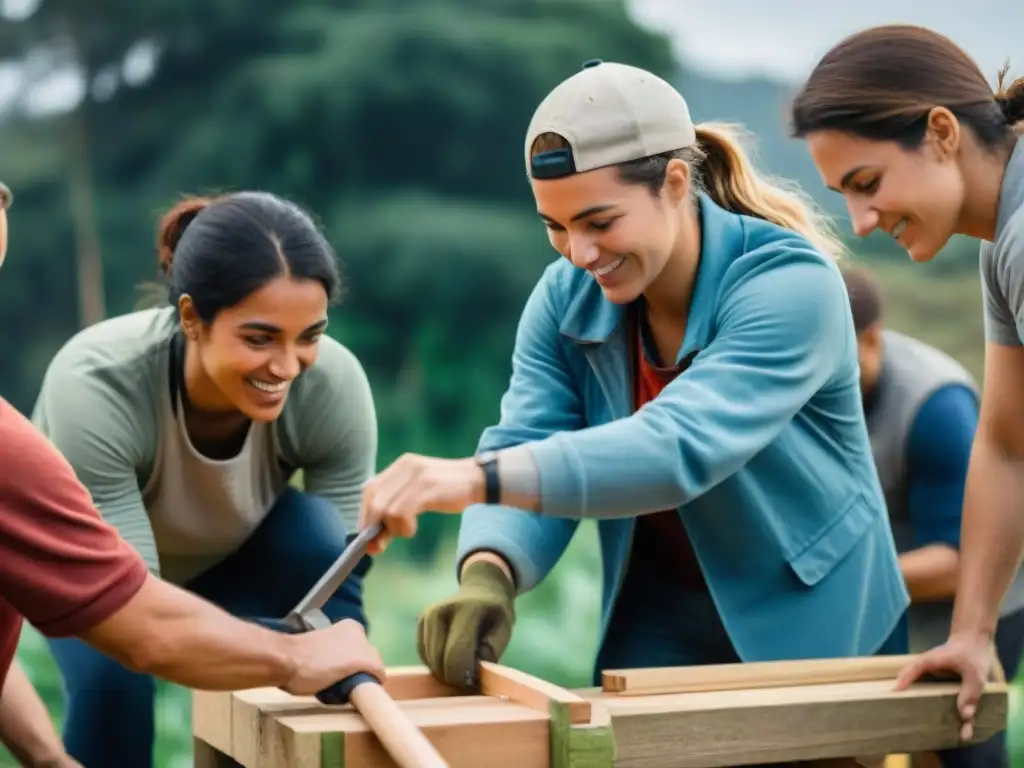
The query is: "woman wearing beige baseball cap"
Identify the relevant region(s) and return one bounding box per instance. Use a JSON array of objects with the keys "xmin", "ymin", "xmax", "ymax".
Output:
[{"xmin": 360, "ymin": 60, "xmax": 907, "ymax": 706}]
